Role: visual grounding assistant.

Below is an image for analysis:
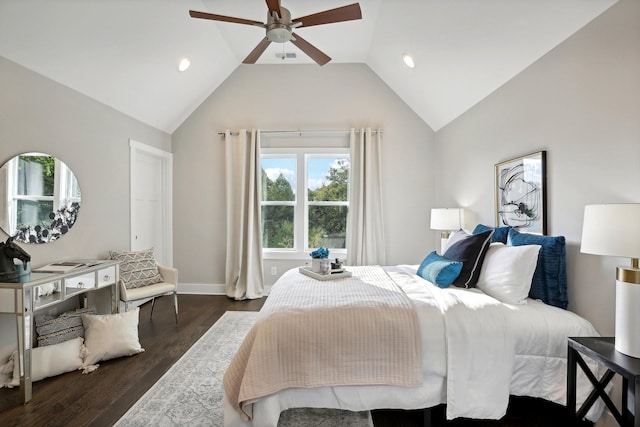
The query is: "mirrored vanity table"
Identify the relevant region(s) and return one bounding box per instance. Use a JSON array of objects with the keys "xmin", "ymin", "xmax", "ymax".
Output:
[{"xmin": 0, "ymin": 260, "xmax": 119, "ymax": 403}]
